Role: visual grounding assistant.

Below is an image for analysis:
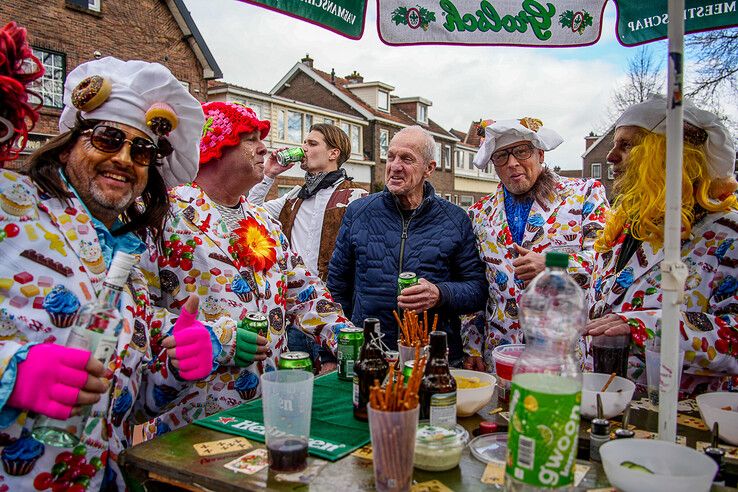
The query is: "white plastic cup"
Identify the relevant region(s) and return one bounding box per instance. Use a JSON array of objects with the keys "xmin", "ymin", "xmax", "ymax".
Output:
[
  {"xmin": 645, "ymin": 340, "xmax": 685, "ymax": 406},
  {"xmin": 368, "ymin": 405, "xmax": 419, "ymax": 492},
  {"xmin": 261, "ymin": 370, "xmax": 314, "ymax": 472}
]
